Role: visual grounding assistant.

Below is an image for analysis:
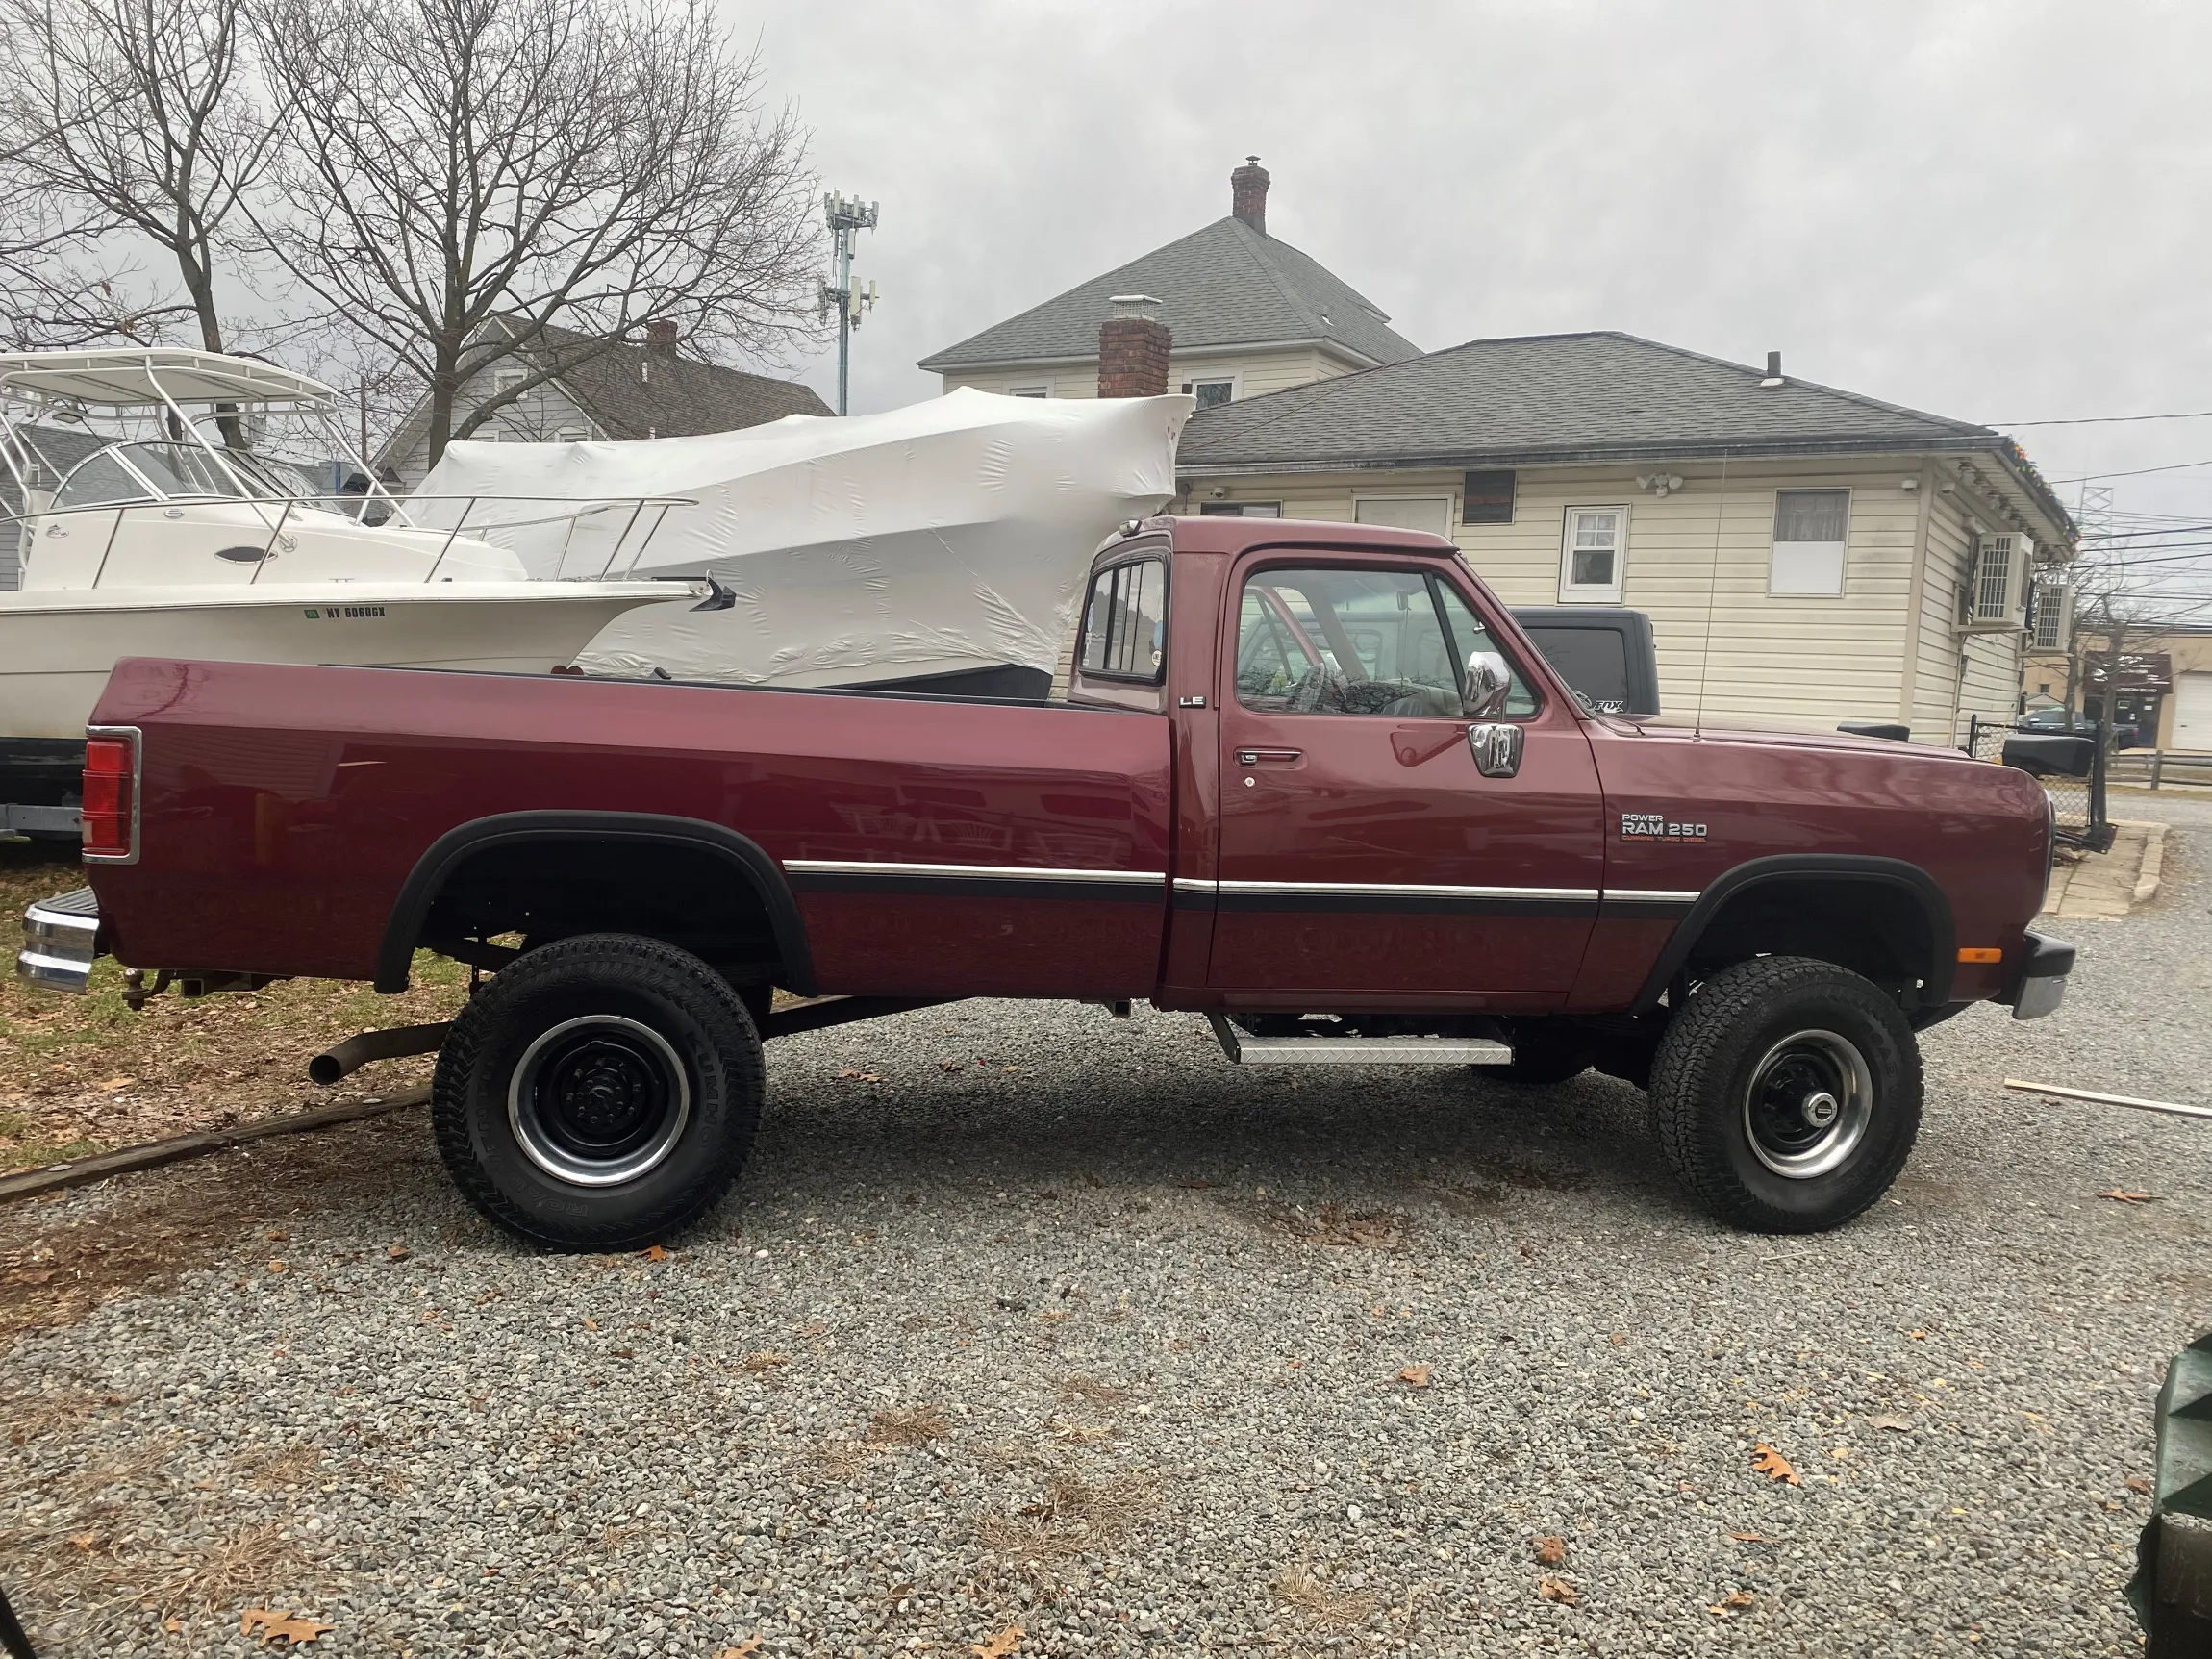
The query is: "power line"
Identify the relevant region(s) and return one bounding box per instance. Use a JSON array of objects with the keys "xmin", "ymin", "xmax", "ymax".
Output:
[
  {"xmin": 1991, "ymin": 410, "xmax": 2212, "ymax": 427},
  {"xmin": 2080, "ymin": 521, "xmax": 2212, "ymax": 540},
  {"xmin": 2050, "ymin": 458, "xmax": 2212, "ymax": 484}
]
